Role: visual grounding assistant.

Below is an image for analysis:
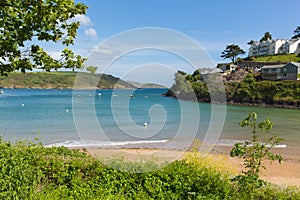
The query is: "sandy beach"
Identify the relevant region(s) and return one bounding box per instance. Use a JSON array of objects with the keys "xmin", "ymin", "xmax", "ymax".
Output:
[
  {"xmin": 213, "ymin": 146, "xmax": 300, "ymax": 186},
  {"xmin": 87, "ymin": 146, "xmax": 300, "ymax": 187}
]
